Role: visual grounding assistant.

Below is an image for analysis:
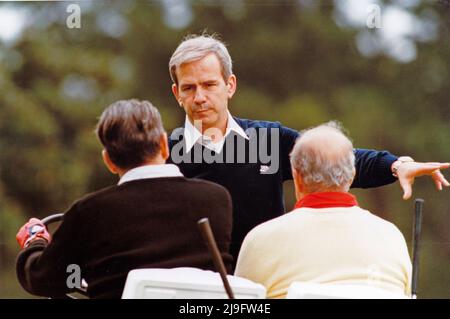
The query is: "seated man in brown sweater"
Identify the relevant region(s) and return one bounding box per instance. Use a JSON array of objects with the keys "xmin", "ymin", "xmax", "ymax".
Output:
[{"xmin": 16, "ymin": 99, "xmax": 233, "ymax": 299}]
